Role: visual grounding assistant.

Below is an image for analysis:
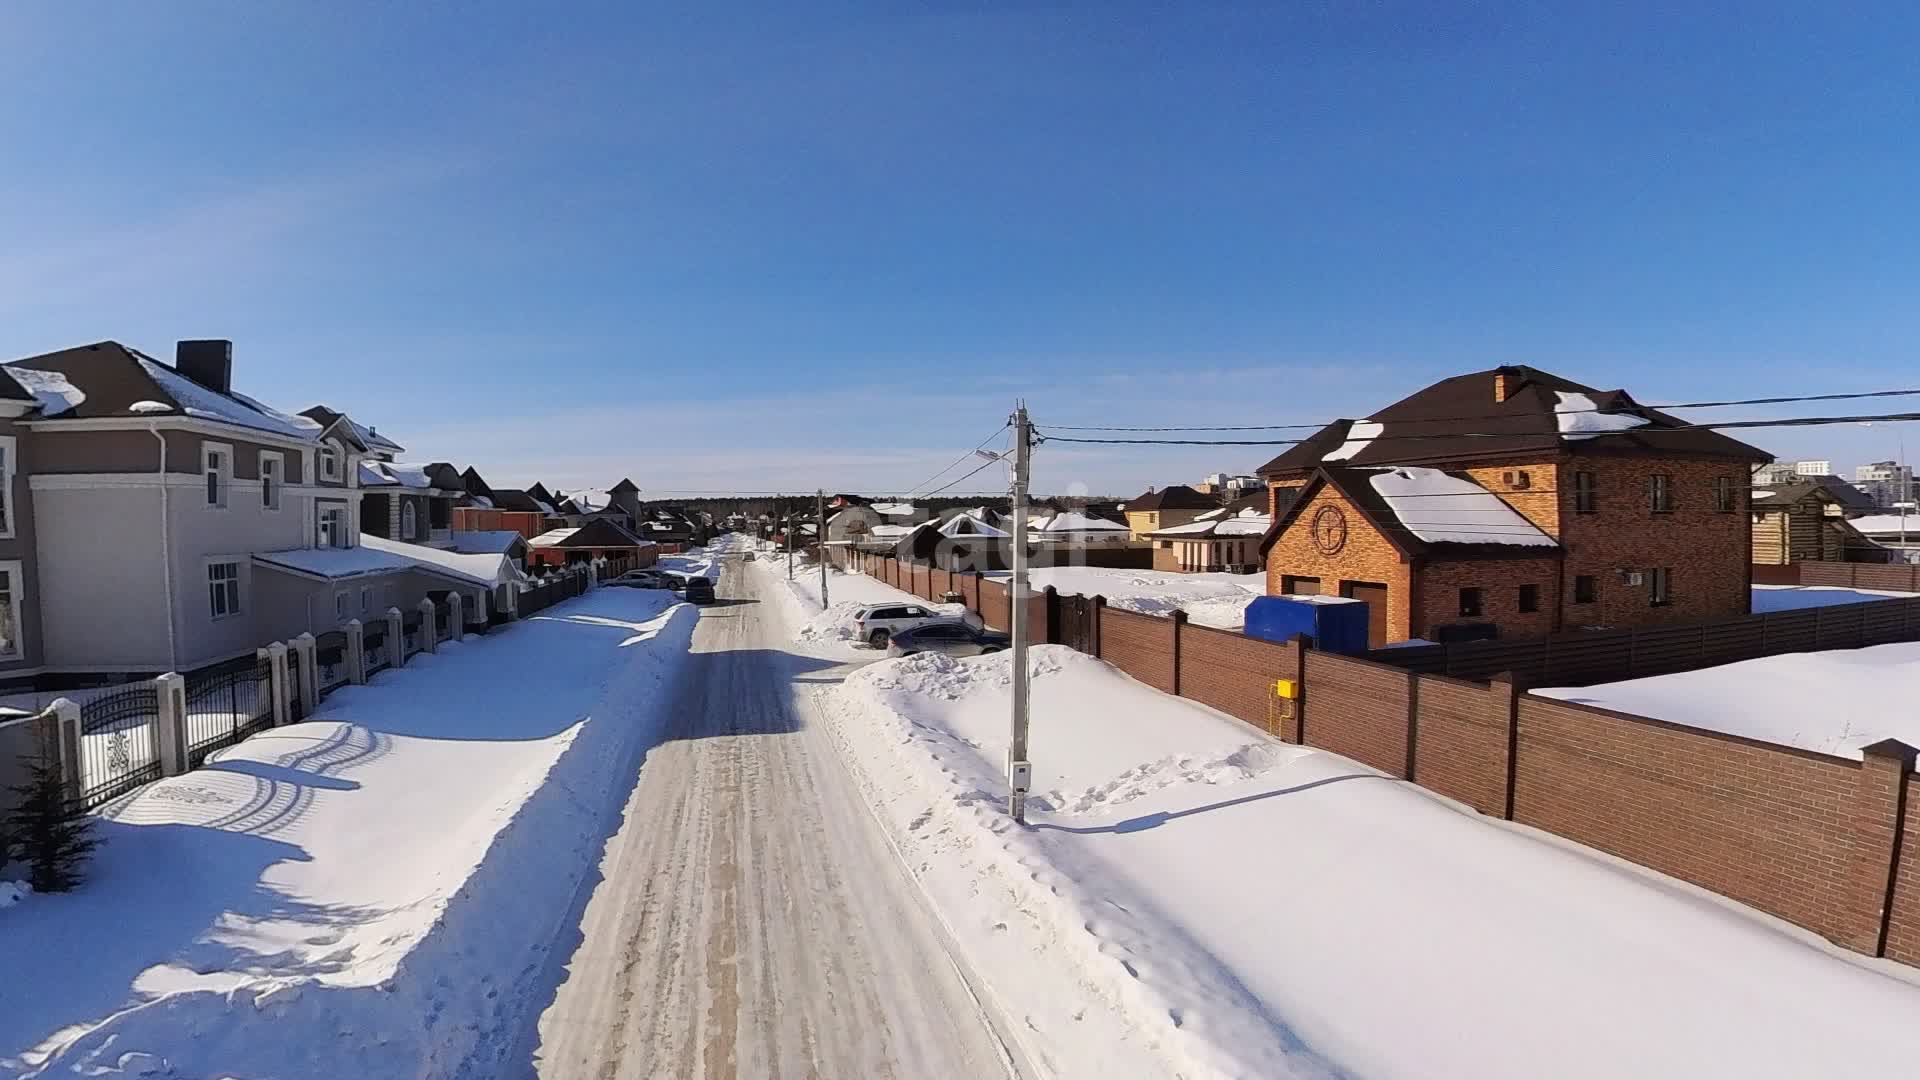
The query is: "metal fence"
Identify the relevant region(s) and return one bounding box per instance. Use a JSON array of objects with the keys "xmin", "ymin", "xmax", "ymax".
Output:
[
  {"xmin": 316, "ymin": 631, "xmax": 350, "ymax": 692},
  {"xmin": 76, "ymin": 683, "xmax": 162, "ymax": 810},
  {"xmin": 183, "ymin": 654, "xmax": 273, "ymax": 768},
  {"xmin": 364, "ymin": 621, "xmax": 390, "ymax": 675},
  {"xmin": 403, "ymin": 611, "xmax": 424, "ymax": 656}
]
